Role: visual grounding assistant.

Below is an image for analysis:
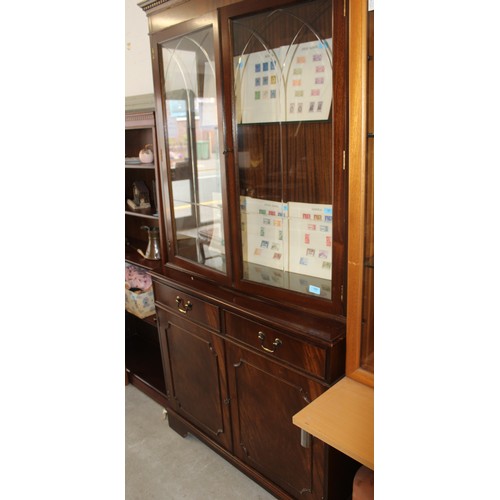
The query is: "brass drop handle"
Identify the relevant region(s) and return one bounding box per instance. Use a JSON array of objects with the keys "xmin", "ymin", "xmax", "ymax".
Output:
[
  {"xmin": 257, "ymin": 331, "xmax": 282, "ymax": 353},
  {"xmin": 175, "ymin": 296, "xmax": 193, "ymax": 314}
]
